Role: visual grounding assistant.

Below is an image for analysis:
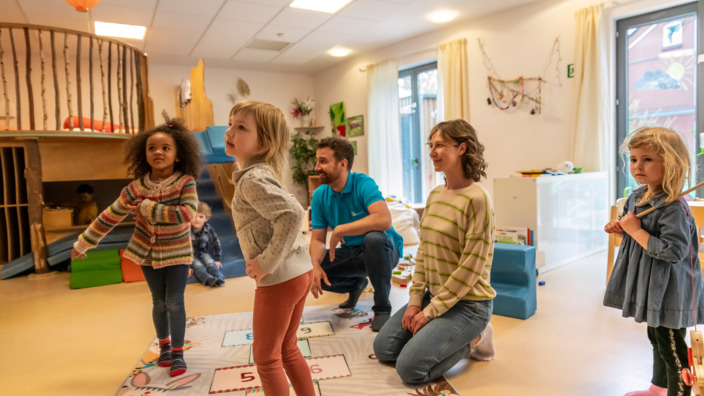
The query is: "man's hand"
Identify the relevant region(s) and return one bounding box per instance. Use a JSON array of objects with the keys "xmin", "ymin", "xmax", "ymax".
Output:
[
  {"xmin": 245, "ymin": 256, "xmax": 267, "ymax": 281},
  {"xmin": 311, "ymin": 265, "xmax": 331, "ymax": 298},
  {"xmin": 70, "ymin": 248, "xmax": 86, "ymax": 261},
  {"xmin": 328, "ymin": 226, "xmax": 346, "ymax": 262},
  {"xmin": 402, "ymin": 305, "xmax": 421, "ymax": 332}
]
